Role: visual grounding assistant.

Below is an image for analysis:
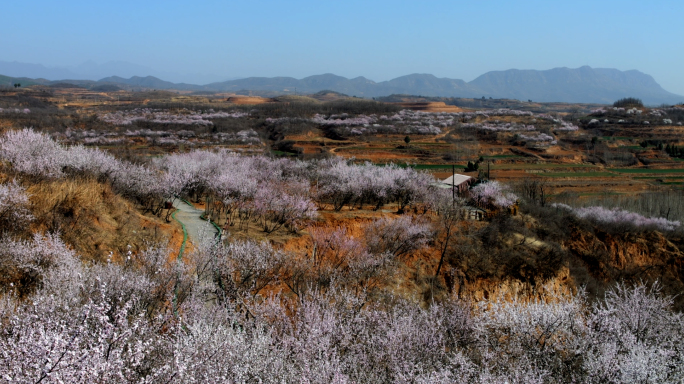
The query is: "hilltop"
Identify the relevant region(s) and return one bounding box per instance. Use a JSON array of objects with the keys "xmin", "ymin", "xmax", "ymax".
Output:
[
  {"xmin": 202, "ymin": 68, "xmax": 683, "ymax": 104},
  {"xmin": 2, "ymin": 64, "xmax": 682, "ymax": 104}
]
